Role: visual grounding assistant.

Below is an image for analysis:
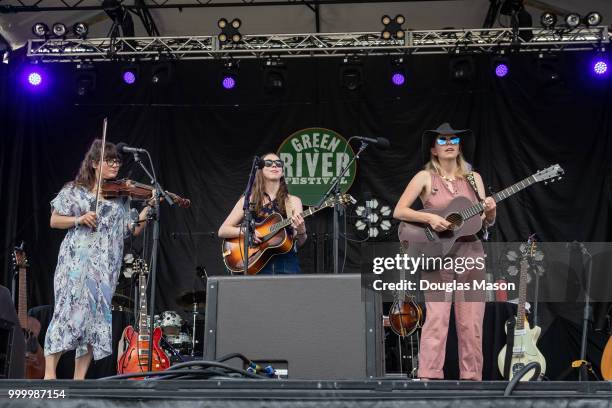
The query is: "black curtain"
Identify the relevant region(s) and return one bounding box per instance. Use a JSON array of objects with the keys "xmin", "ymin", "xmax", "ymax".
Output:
[{"xmin": 1, "ymin": 51, "xmax": 611, "ymax": 378}]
